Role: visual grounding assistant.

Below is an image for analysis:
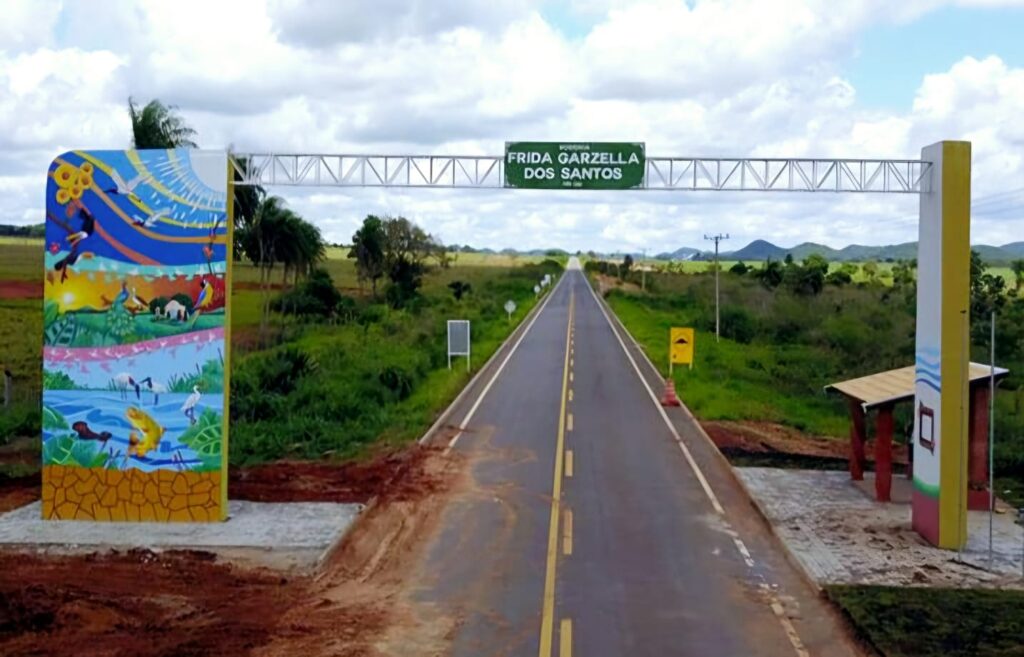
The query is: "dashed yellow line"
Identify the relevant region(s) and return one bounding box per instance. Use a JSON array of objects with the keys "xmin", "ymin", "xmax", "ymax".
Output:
[
  {"xmin": 560, "ymin": 619, "xmax": 572, "ymax": 657},
  {"xmin": 565, "ymin": 450, "xmax": 573, "ymax": 478},
  {"xmin": 567, "ymin": 413, "xmax": 574, "ymax": 432},
  {"xmin": 569, "ymin": 389, "xmax": 574, "ymax": 402},
  {"xmin": 538, "ymin": 291, "xmax": 574, "ymax": 657}
]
